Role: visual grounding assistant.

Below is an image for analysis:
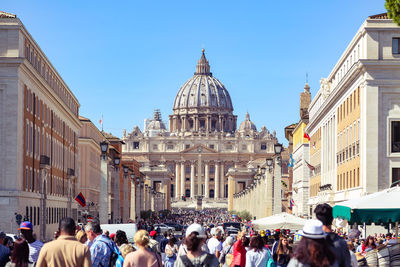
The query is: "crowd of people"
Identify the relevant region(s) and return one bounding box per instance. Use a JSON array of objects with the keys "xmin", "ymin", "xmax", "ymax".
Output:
[{"xmin": 0, "ymin": 203, "xmax": 398, "ymax": 267}]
